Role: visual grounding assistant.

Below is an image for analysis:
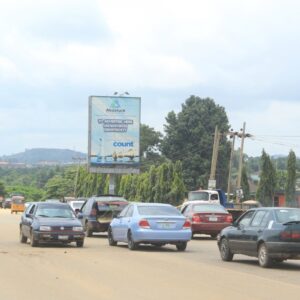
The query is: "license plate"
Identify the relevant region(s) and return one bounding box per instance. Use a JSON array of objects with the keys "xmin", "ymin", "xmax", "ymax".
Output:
[
  {"xmin": 58, "ymin": 235, "xmax": 68, "ymax": 240},
  {"xmin": 158, "ymin": 222, "xmax": 176, "ymax": 229},
  {"xmin": 209, "ymin": 216, "xmax": 218, "ymax": 222}
]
